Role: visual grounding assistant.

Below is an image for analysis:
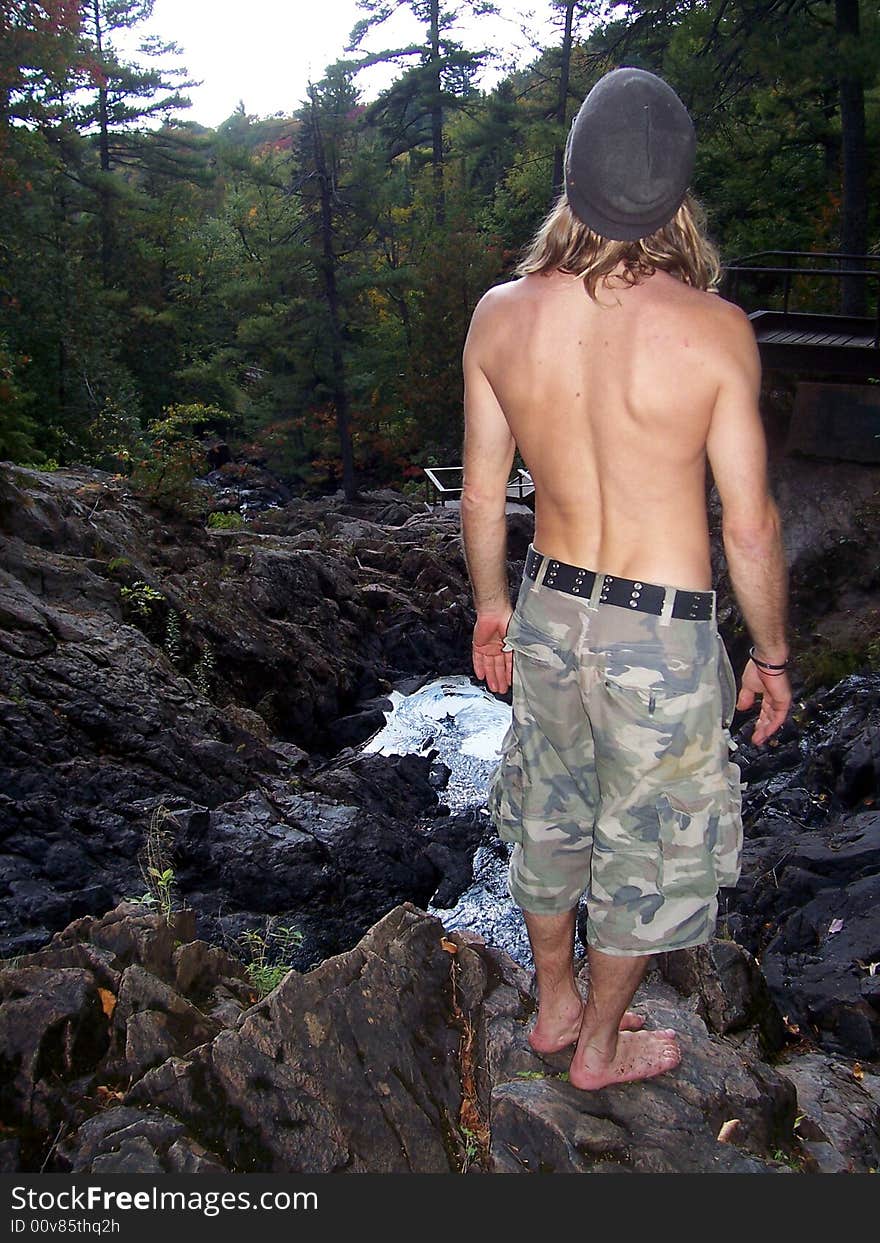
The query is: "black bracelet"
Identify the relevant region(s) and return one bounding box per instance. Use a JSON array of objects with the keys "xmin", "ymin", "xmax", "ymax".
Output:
[{"xmin": 749, "ymin": 645, "xmax": 789, "ymax": 673}]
